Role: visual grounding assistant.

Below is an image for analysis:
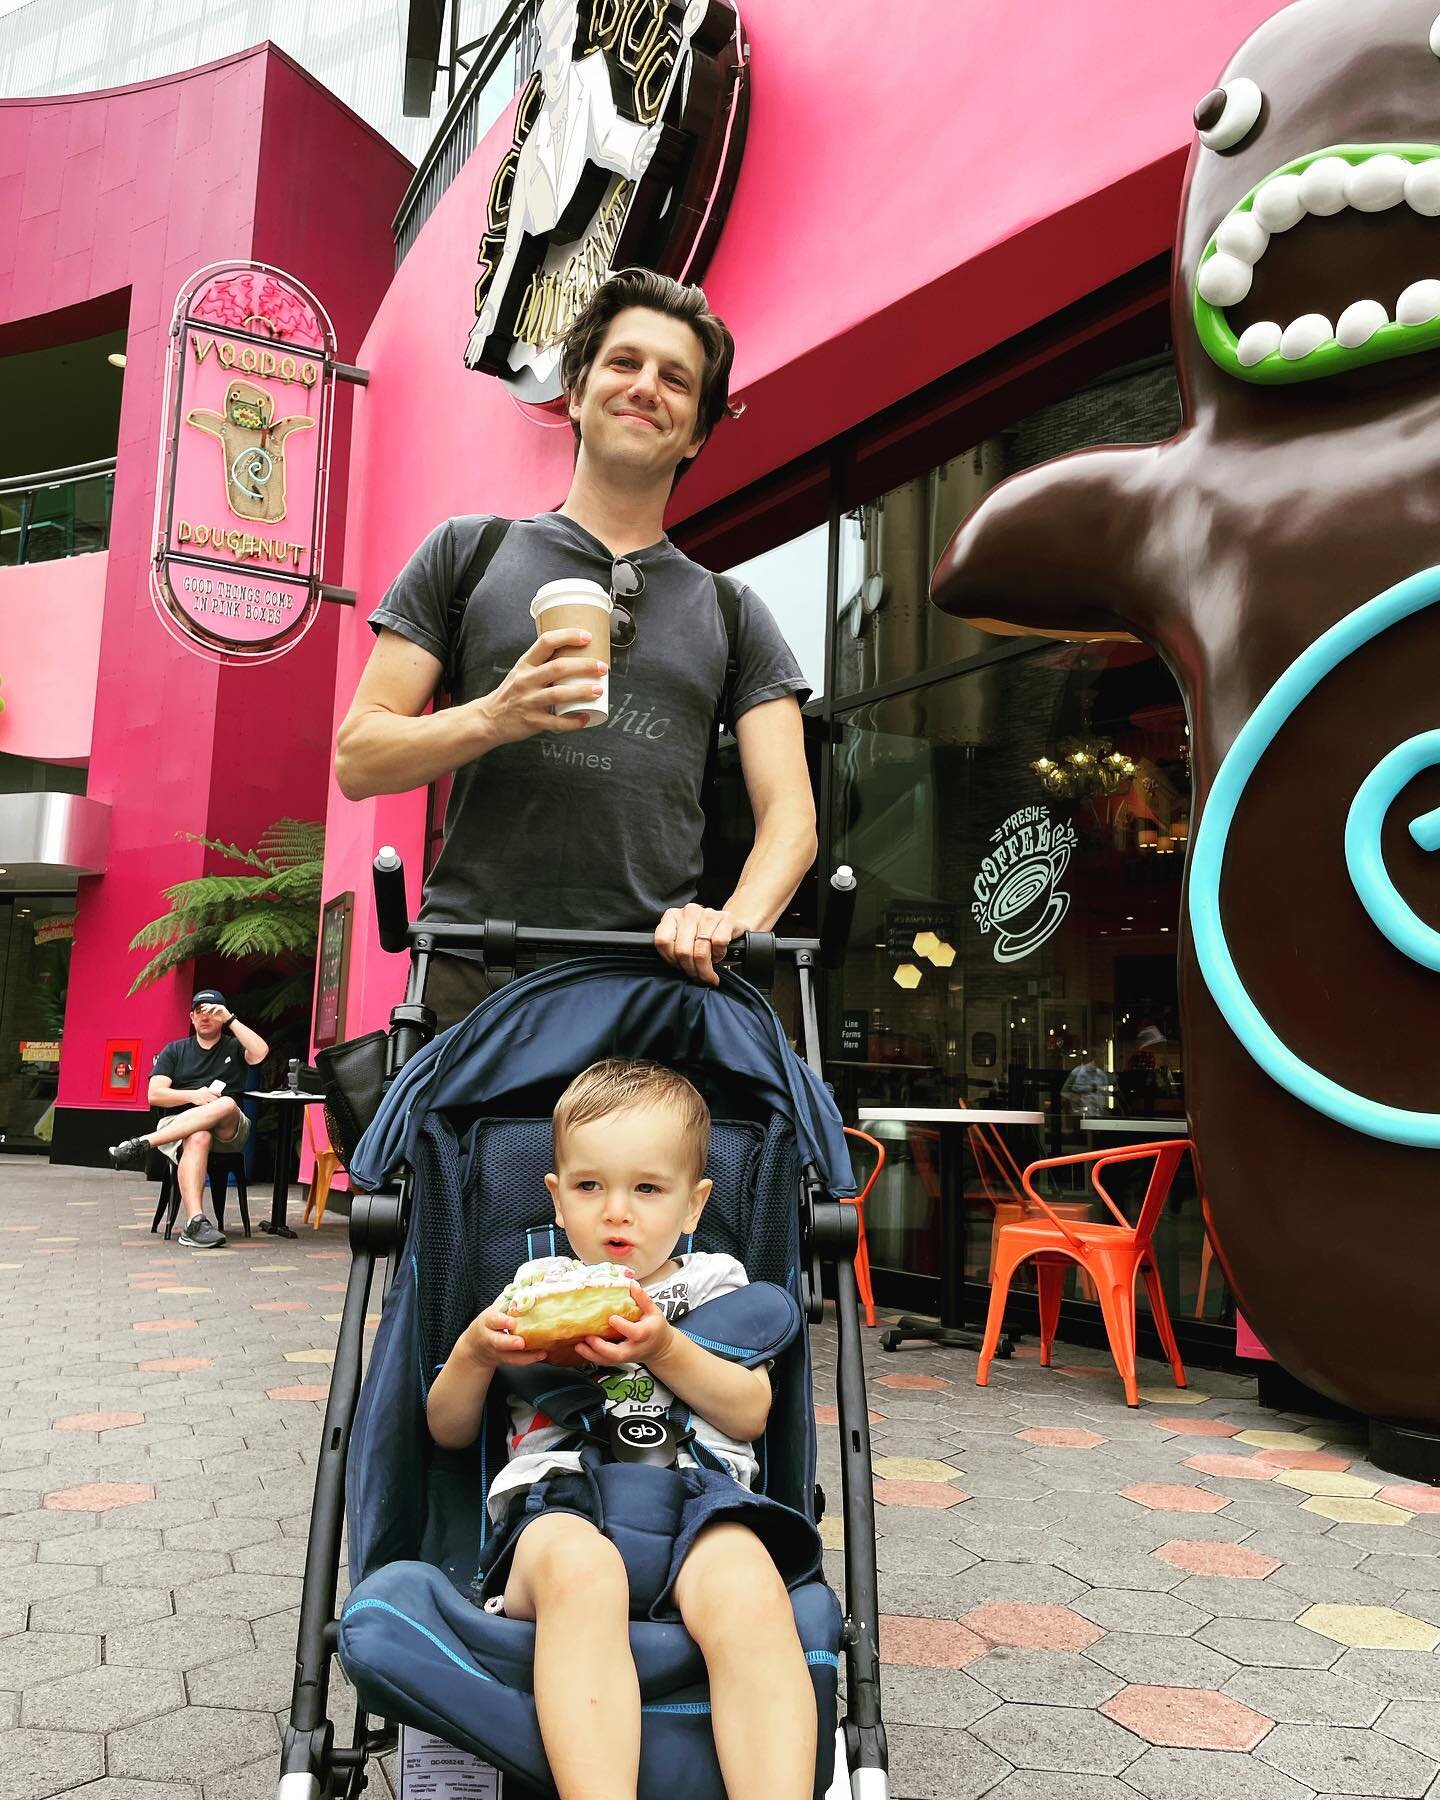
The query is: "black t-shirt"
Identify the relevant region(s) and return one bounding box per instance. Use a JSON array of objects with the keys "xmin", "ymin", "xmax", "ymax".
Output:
[
  {"xmin": 368, "ymin": 511, "xmax": 808, "ymax": 933},
  {"xmin": 152, "ymin": 1034, "xmax": 249, "ymax": 1104}
]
